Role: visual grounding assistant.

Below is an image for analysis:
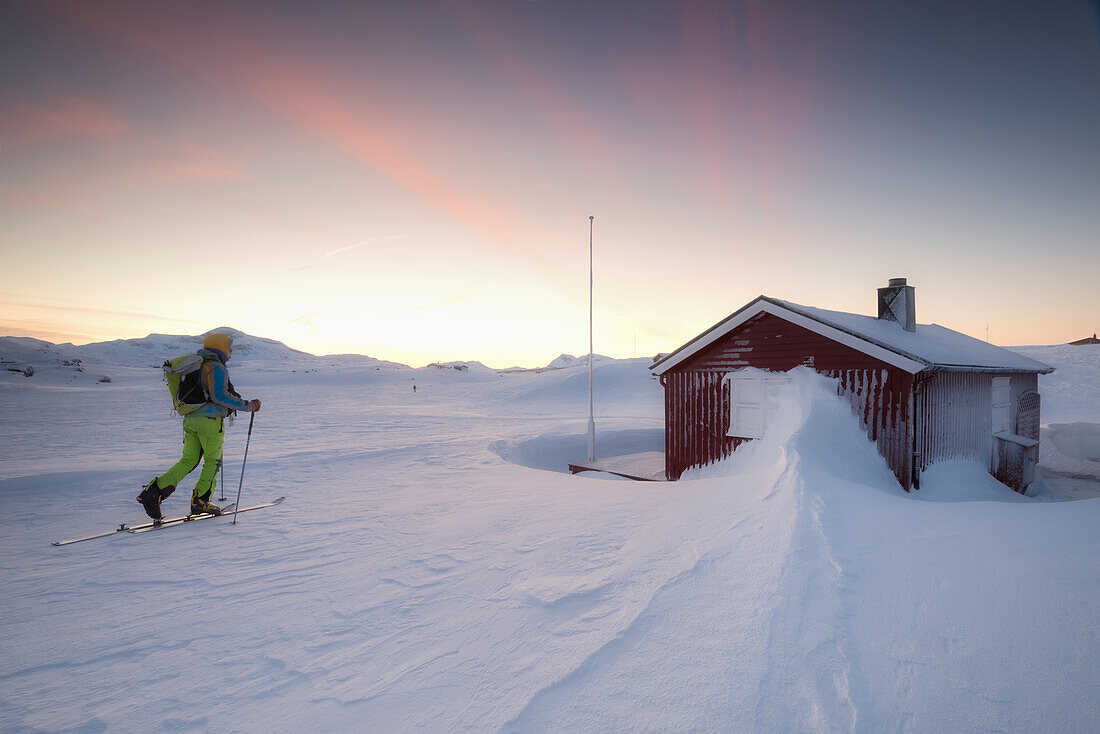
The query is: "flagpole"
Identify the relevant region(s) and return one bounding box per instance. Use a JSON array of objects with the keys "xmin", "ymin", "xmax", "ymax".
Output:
[{"xmin": 588, "ymin": 215, "xmax": 596, "ymax": 462}]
